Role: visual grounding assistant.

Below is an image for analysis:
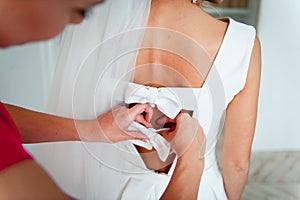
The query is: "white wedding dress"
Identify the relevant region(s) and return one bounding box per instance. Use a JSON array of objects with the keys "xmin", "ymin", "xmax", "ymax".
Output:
[{"xmin": 24, "ymin": 1, "xmax": 256, "ymax": 199}]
